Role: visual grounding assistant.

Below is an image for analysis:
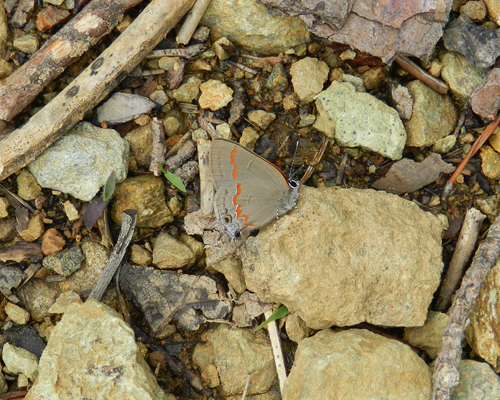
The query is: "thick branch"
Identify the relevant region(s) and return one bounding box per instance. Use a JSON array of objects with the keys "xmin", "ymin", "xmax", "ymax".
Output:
[
  {"xmin": 0, "ymin": 0, "xmax": 143, "ymax": 121},
  {"xmin": 0, "ymin": 0, "xmax": 196, "ymax": 182}
]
